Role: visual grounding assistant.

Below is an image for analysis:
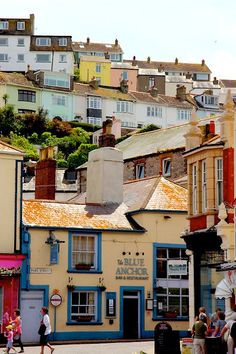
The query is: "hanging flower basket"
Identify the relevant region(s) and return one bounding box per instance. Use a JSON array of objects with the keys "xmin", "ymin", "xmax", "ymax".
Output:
[
  {"xmin": 98, "ymin": 285, "xmax": 106, "ymax": 292},
  {"xmin": 67, "ymin": 284, "xmax": 75, "ymax": 291},
  {"xmin": 75, "ymin": 264, "xmax": 92, "ymax": 270}
]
